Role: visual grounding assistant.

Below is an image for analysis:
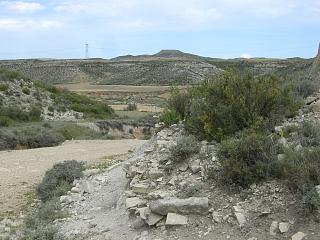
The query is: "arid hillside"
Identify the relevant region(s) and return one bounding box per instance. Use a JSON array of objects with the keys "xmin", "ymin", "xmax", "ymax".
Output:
[{"xmin": 0, "ymin": 50, "xmax": 314, "ymax": 86}]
